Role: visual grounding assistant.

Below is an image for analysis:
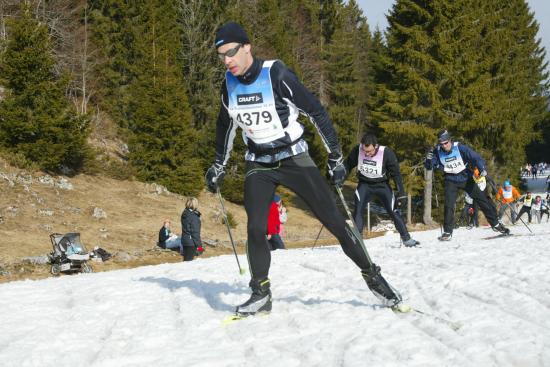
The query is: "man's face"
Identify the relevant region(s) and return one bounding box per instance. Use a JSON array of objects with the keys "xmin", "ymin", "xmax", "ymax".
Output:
[
  {"xmin": 439, "ymin": 139, "xmax": 452, "ymax": 152},
  {"xmin": 217, "ymin": 42, "xmax": 252, "ymax": 76},
  {"xmin": 362, "ymin": 144, "xmax": 378, "ymax": 157}
]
